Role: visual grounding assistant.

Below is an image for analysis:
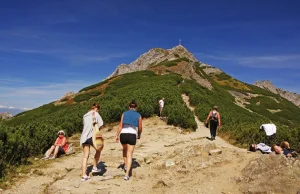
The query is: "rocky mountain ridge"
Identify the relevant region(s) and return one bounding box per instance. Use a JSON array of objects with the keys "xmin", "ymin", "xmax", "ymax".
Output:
[
  {"xmin": 254, "ymin": 80, "xmax": 300, "ymax": 107},
  {"xmin": 0, "ymin": 112, "xmax": 13, "ymax": 120},
  {"xmin": 107, "ymin": 45, "xmax": 199, "ymax": 79}
]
